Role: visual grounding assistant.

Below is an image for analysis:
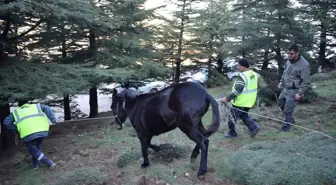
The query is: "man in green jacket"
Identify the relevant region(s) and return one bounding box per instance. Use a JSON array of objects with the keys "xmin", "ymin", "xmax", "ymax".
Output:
[{"xmin": 277, "ymin": 43, "xmax": 311, "ymax": 131}]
